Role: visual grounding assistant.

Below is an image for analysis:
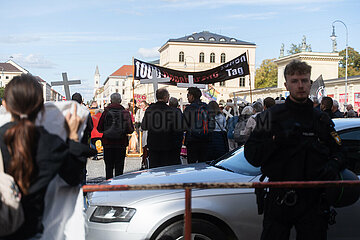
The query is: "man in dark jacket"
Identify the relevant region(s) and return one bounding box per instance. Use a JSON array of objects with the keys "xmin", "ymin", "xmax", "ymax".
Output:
[
  {"xmin": 332, "ymin": 99, "xmax": 344, "ymax": 118},
  {"xmin": 97, "ymin": 93, "xmax": 134, "ymax": 179},
  {"xmin": 141, "ymin": 88, "xmax": 182, "ymax": 168},
  {"xmin": 183, "ymin": 87, "xmax": 210, "ymax": 163},
  {"xmin": 244, "ymin": 60, "xmax": 344, "ymax": 240},
  {"xmin": 320, "ymin": 96, "xmax": 336, "ymax": 119}
]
